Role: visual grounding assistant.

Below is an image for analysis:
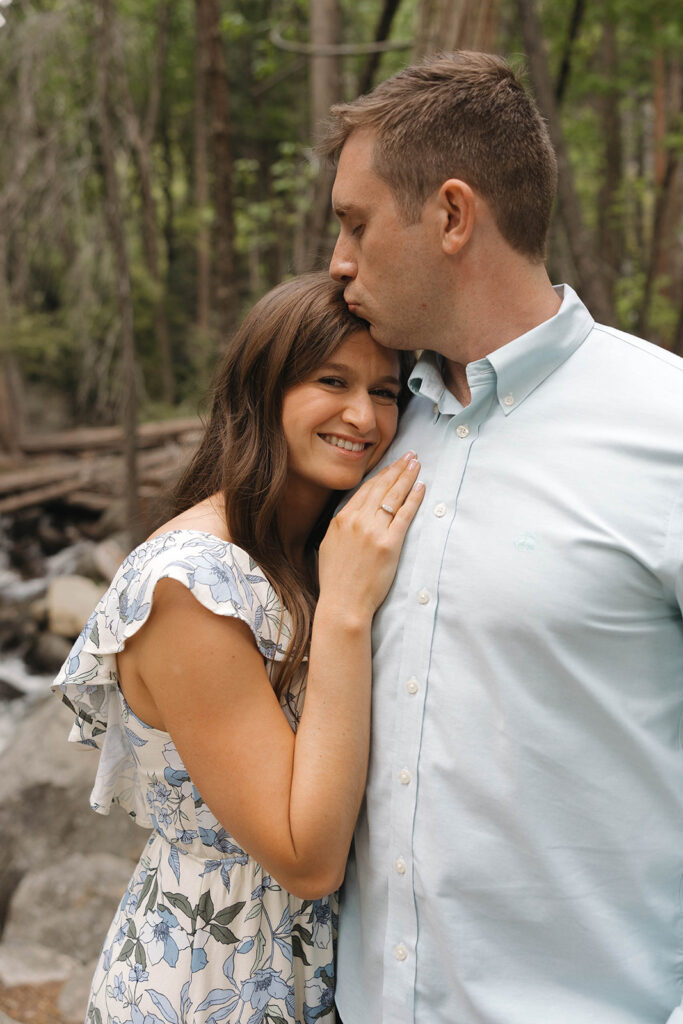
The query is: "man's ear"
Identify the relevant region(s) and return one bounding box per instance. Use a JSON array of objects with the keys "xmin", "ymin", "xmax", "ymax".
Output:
[{"xmin": 438, "ymin": 179, "xmax": 476, "ymax": 255}]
